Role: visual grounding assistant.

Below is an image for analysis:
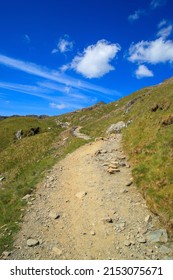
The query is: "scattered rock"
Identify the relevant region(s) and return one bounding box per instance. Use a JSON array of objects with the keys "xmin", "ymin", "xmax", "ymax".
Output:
[
  {"xmin": 101, "ymin": 149, "xmax": 107, "ymax": 154},
  {"xmin": 106, "ymin": 121, "xmax": 126, "ymax": 134},
  {"xmin": 57, "ymin": 121, "xmax": 70, "ymax": 128},
  {"xmin": 137, "ymin": 237, "xmax": 146, "ymax": 243},
  {"xmin": 52, "ymin": 247, "xmax": 62, "ymax": 256},
  {"xmin": 125, "ymin": 96, "xmax": 141, "ymax": 114},
  {"xmin": 22, "ymin": 194, "xmax": 32, "ymax": 200},
  {"xmin": 151, "ymin": 104, "xmax": 160, "ymax": 112},
  {"xmin": 119, "ymin": 162, "xmax": 126, "ymax": 167},
  {"xmin": 115, "ymin": 221, "xmax": 126, "ymax": 231},
  {"xmin": 159, "ymin": 245, "xmax": 172, "ymax": 254},
  {"xmin": 146, "ymin": 229, "xmax": 168, "ymax": 243},
  {"xmin": 118, "ymin": 156, "xmax": 126, "ymax": 160},
  {"xmin": 0, "ymin": 177, "xmax": 5, "ymax": 182},
  {"xmin": 126, "ymin": 180, "xmax": 133, "ymax": 186},
  {"xmin": 90, "ymin": 231, "xmax": 96, "ymax": 236},
  {"xmin": 108, "ymin": 163, "xmax": 119, "ymax": 169},
  {"xmin": 1, "ymin": 251, "xmax": 11, "ymax": 258},
  {"xmin": 49, "ymin": 212, "xmax": 60, "ymax": 219},
  {"xmin": 107, "ymin": 167, "xmax": 120, "ymax": 174},
  {"xmin": 27, "ymin": 127, "xmax": 40, "ymax": 137},
  {"xmin": 75, "ymin": 191, "xmax": 87, "ymax": 199},
  {"xmin": 102, "ymin": 217, "xmax": 113, "ymax": 224},
  {"xmin": 121, "ymin": 189, "xmax": 128, "ymax": 194},
  {"xmin": 27, "ymin": 239, "xmax": 39, "ymax": 247},
  {"xmin": 126, "ymin": 120, "xmax": 132, "ymax": 126},
  {"xmin": 161, "ymin": 115, "xmax": 173, "ymax": 126},
  {"xmin": 95, "ymin": 137, "xmax": 104, "ymax": 141},
  {"xmin": 145, "ymin": 215, "xmax": 152, "ymax": 224},
  {"xmin": 95, "ymin": 150, "xmax": 101, "ymax": 156},
  {"xmin": 138, "ymin": 227, "xmax": 148, "ymax": 235},
  {"xmin": 124, "ymin": 241, "xmax": 131, "ymax": 247}
]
